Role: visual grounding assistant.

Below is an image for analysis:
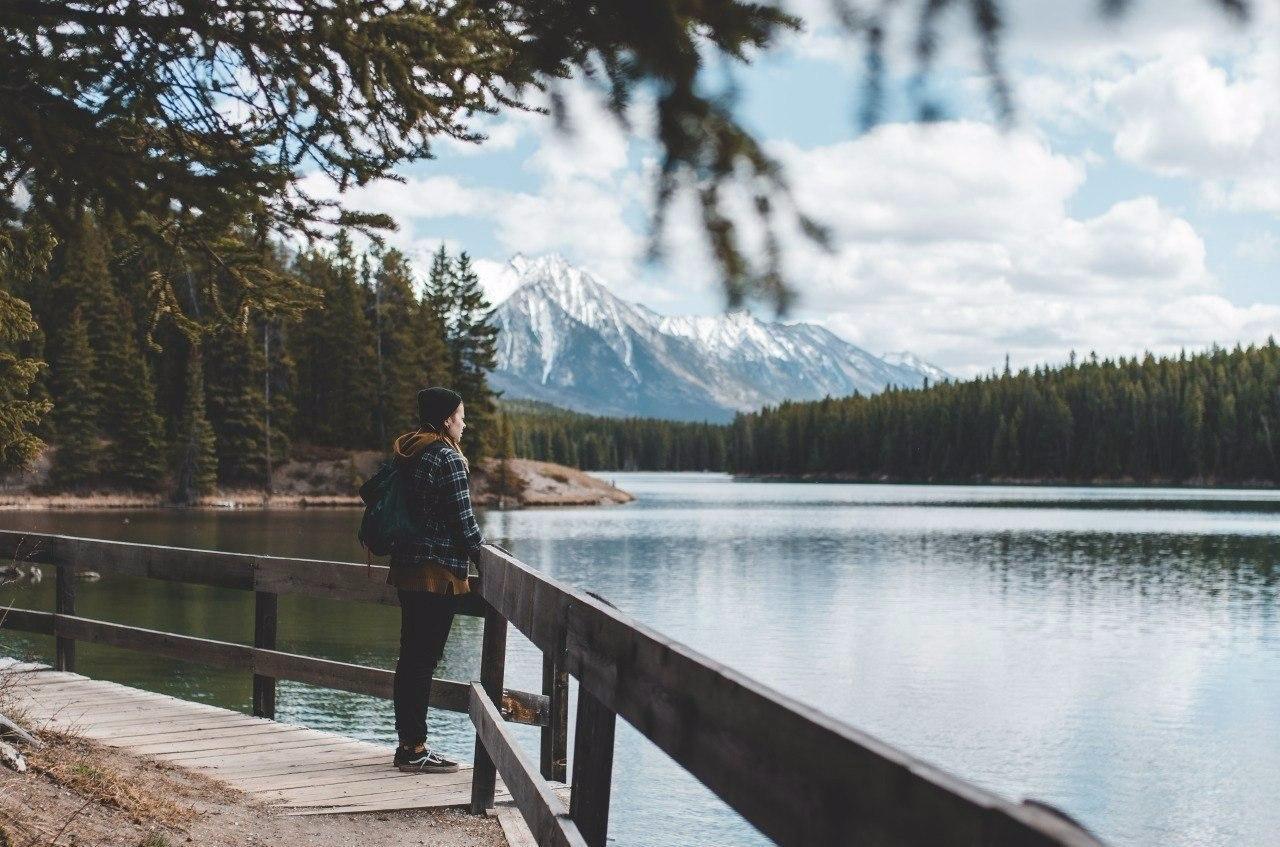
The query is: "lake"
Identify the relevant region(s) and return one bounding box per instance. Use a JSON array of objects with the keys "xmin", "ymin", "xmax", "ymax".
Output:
[{"xmin": 2, "ymin": 474, "xmax": 1279, "ymax": 846}]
